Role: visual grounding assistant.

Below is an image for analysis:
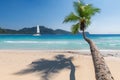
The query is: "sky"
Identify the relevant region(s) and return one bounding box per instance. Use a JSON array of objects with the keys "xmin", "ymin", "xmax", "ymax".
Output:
[{"xmin": 0, "ymin": 0, "xmax": 120, "ymax": 34}]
